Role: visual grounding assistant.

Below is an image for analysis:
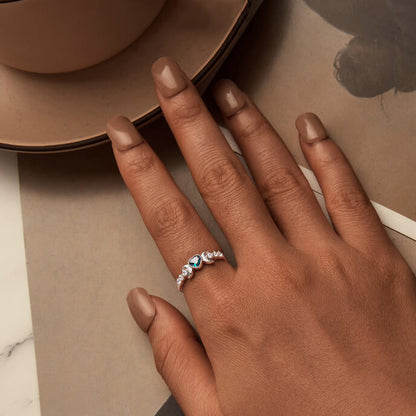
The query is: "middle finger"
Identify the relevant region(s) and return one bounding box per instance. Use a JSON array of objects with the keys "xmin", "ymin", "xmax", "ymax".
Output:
[{"xmin": 151, "ymin": 57, "xmax": 286, "ymax": 259}]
